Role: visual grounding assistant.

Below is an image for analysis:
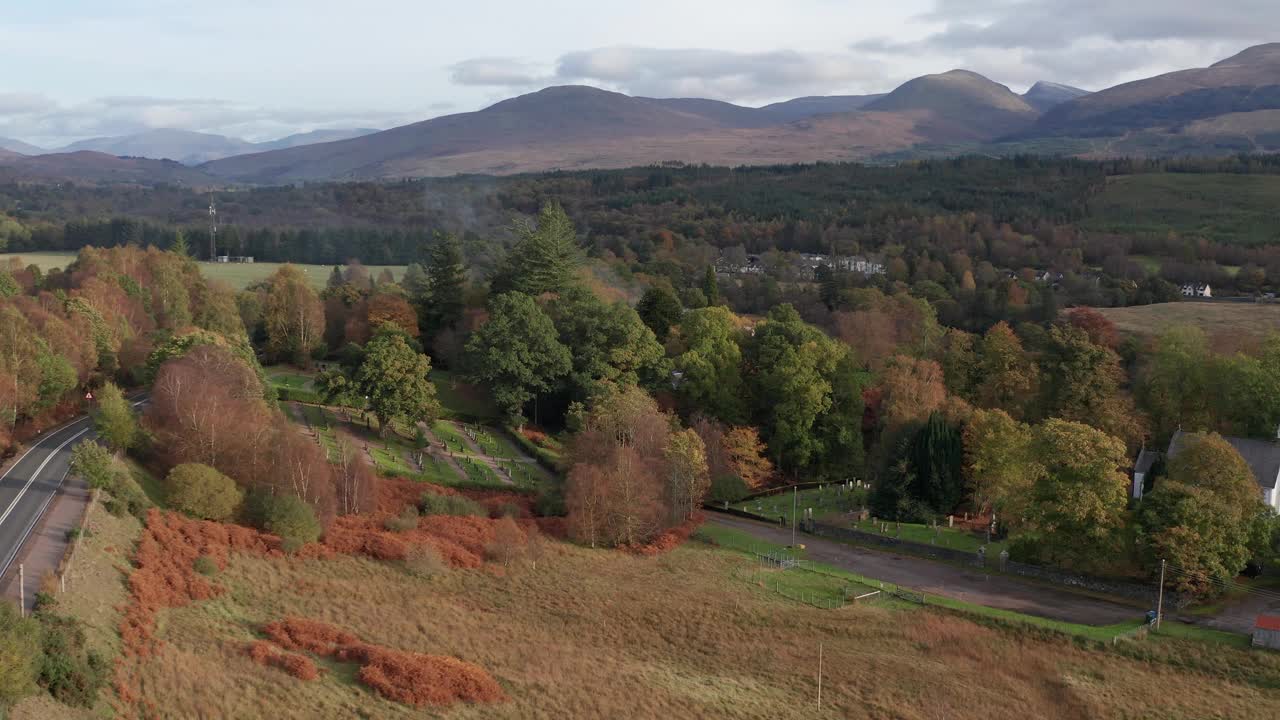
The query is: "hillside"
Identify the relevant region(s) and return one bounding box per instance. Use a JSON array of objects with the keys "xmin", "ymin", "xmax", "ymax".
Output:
[
  {"xmin": 0, "ymin": 150, "xmax": 218, "ymax": 185},
  {"xmin": 255, "ymin": 128, "xmax": 379, "ymax": 151},
  {"xmin": 756, "ymin": 94, "xmax": 886, "ymax": 122},
  {"xmin": 865, "ymin": 69, "xmax": 1040, "ymax": 139},
  {"xmin": 1022, "ymin": 81, "xmax": 1090, "ymax": 112},
  {"xmin": 0, "ymin": 137, "xmax": 44, "ymax": 155},
  {"xmin": 1031, "ymin": 42, "xmax": 1280, "ymax": 139}
]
